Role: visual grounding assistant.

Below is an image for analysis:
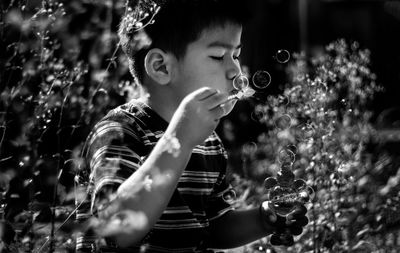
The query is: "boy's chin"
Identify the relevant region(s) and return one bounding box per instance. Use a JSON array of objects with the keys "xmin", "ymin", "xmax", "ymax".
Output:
[{"xmin": 222, "ymin": 99, "xmax": 237, "ymax": 117}]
